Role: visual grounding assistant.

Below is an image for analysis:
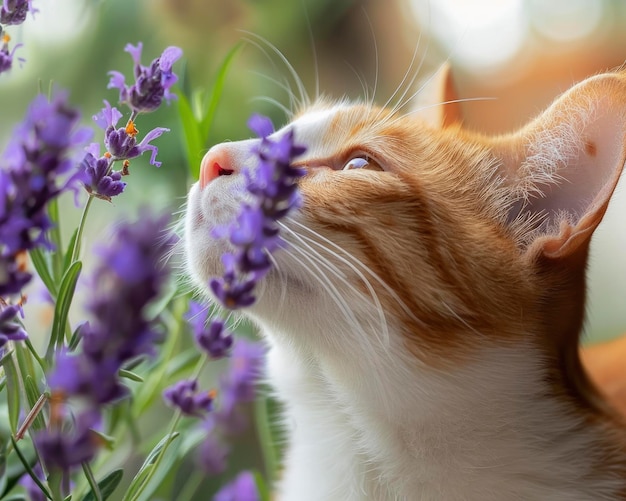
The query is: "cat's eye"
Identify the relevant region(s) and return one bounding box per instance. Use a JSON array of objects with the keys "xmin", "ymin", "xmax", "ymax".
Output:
[{"xmin": 341, "ymin": 155, "xmax": 382, "ymax": 171}]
